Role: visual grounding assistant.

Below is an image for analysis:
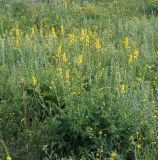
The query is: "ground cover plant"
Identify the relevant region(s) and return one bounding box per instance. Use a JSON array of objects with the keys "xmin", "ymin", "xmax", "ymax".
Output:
[{"xmin": 1, "ymin": 0, "xmax": 158, "ymax": 159}]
